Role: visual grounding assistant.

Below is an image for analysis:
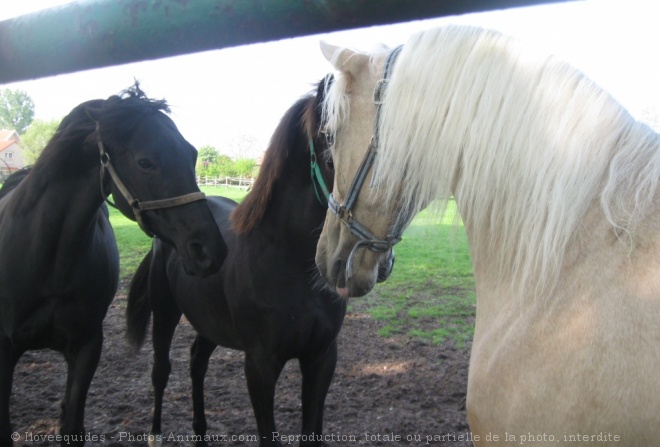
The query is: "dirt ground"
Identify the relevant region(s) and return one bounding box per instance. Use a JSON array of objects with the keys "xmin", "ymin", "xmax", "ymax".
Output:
[{"xmin": 9, "ymin": 290, "xmax": 472, "ymax": 447}]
